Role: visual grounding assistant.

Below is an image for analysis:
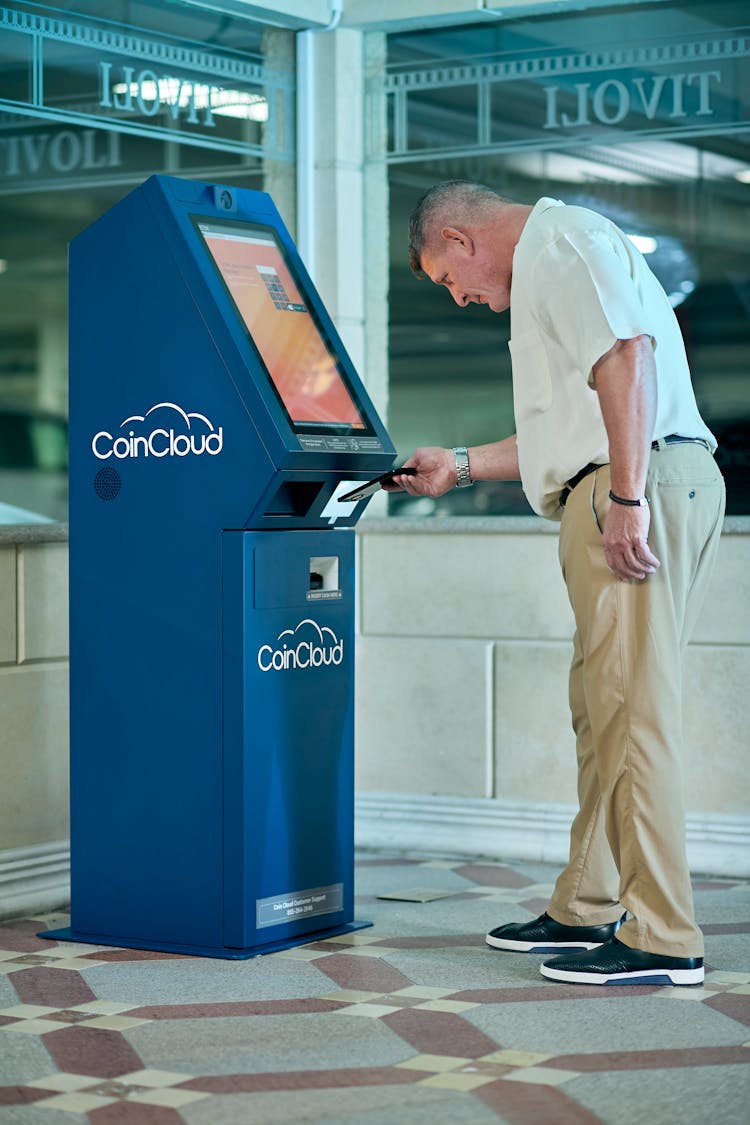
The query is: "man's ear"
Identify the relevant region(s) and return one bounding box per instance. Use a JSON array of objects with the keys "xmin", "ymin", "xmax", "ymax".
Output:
[{"xmin": 440, "ymin": 226, "xmax": 474, "ymax": 255}]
